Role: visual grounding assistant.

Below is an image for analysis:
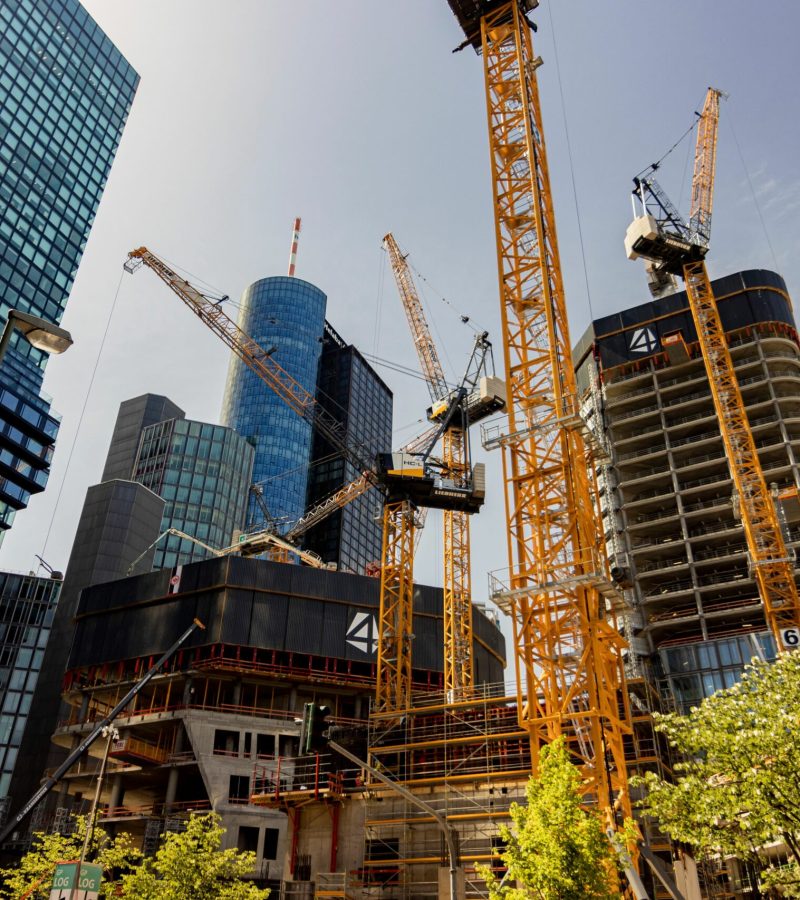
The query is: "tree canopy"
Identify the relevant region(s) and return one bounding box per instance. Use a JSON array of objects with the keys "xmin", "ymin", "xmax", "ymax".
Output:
[
  {"xmin": 0, "ymin": 815, "xmax": 141, "ymax": 899},
  {"xmin": 636, "ymin": 651, "xmax": 800, "ymax": 897},
  {"xmin": 477, "ymin": 737, "xmax": 626, "ymax": 900},
  {"xmin": 120, "ymin": 812, "xmax": 269, "ymax": 900}
]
